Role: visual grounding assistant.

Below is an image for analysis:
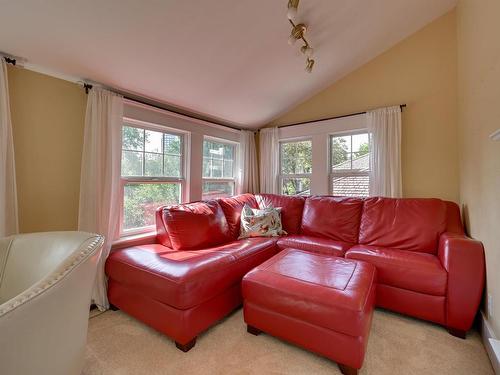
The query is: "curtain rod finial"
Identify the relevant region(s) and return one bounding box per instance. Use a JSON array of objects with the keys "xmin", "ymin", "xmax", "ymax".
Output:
[
  {"xmin": 83, "ymin": 83, "xmax": 93, "ymax": 94},
  {"xmin": 3, "ymin": 57, "xmax": 16, "ymax": 66}
]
